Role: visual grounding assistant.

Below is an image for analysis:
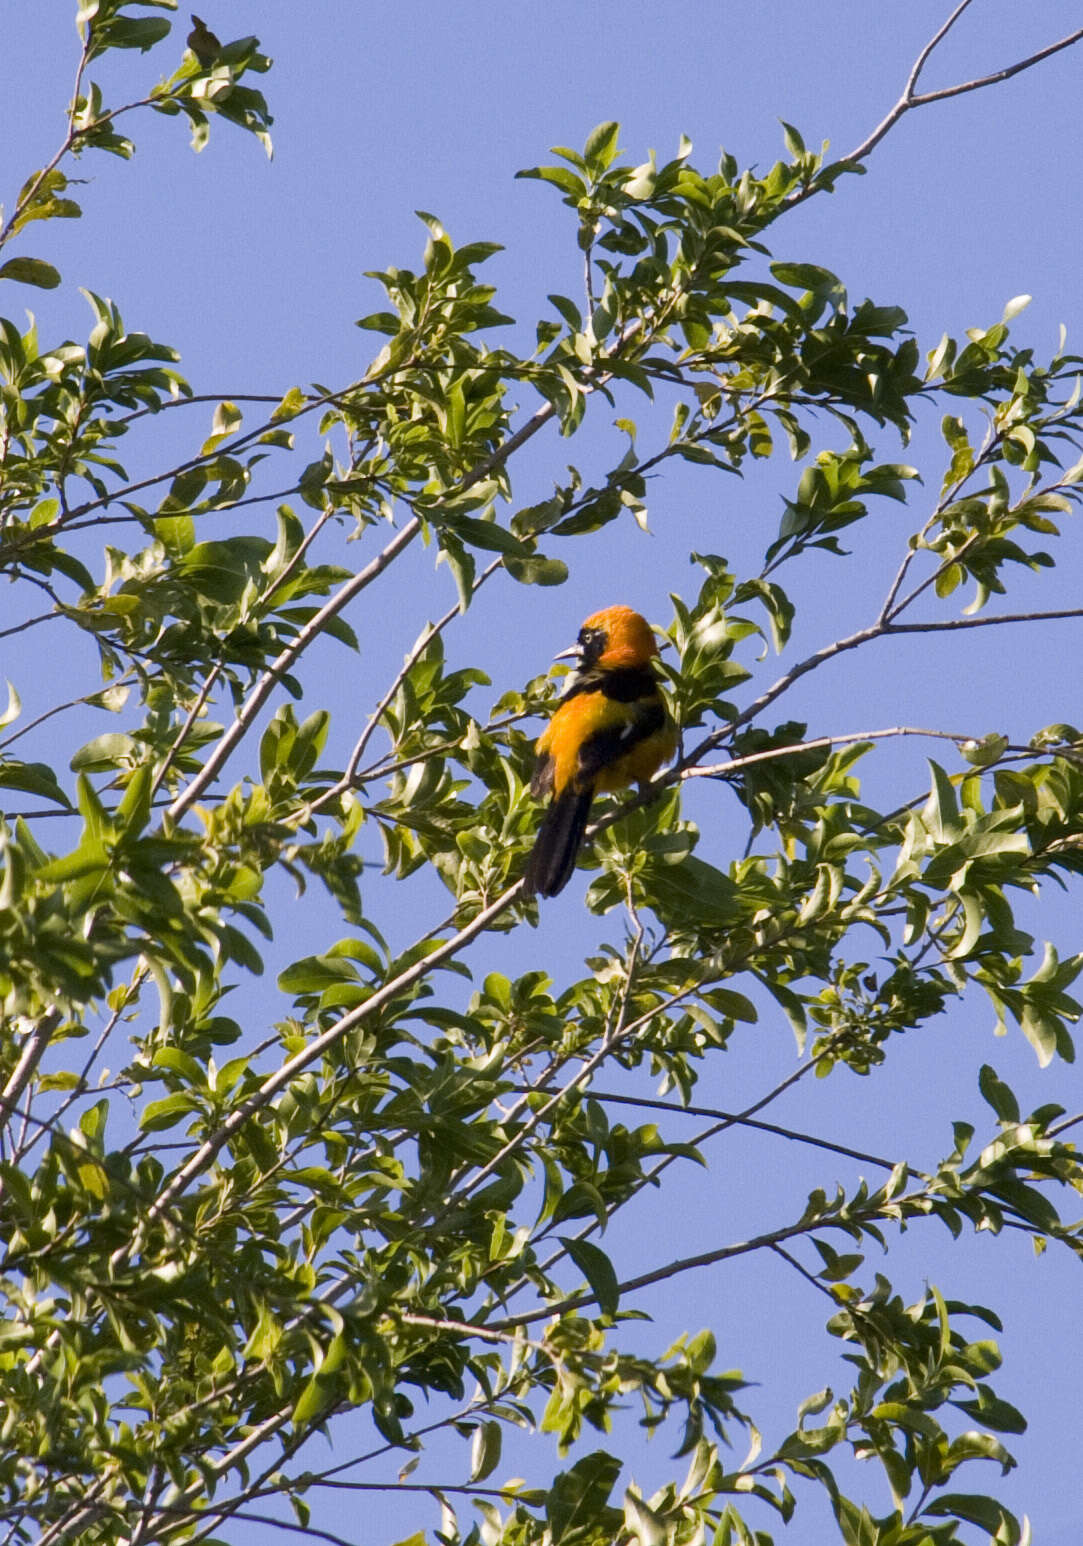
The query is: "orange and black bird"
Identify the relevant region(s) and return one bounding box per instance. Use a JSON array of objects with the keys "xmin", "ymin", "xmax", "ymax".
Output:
[{"xmin": 523, "ymin": 605, "xmax": 677, "ymax": 898}]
